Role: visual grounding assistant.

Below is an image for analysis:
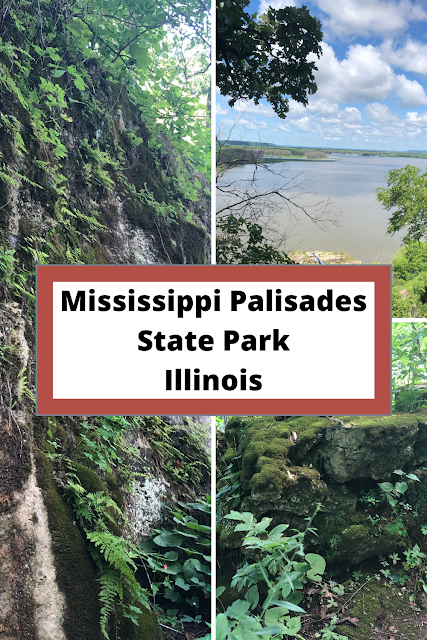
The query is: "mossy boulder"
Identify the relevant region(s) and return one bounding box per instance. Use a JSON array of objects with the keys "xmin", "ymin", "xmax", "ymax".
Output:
[
  {"xmin": 243, "ymin": 466, "xmax": 331, "ymax": 517},
  {"xmin": 235, "ymin": 416, "xmax": 330, "ymax": 489},
  {"xmin": 220, "ymin": 415, "xmax": 427, "ymax": 566},
  {"xmin": 320, "ymin": 513, "xmax": 401, "ymax": 564},
  {"xmin": 228, "ymin": 415, "xmax": 427, "ymax": 489}
]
